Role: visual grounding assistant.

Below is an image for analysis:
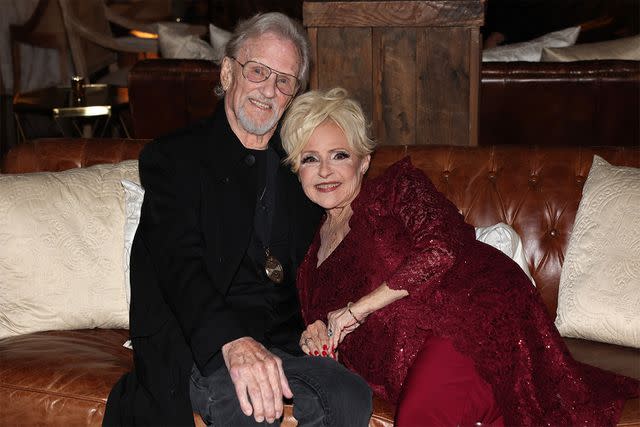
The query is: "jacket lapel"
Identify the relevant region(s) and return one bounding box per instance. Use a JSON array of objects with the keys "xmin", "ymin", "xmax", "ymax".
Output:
[{"xmin": 200, "ymin": 109, "xmax": 258, "ymax": 295}]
